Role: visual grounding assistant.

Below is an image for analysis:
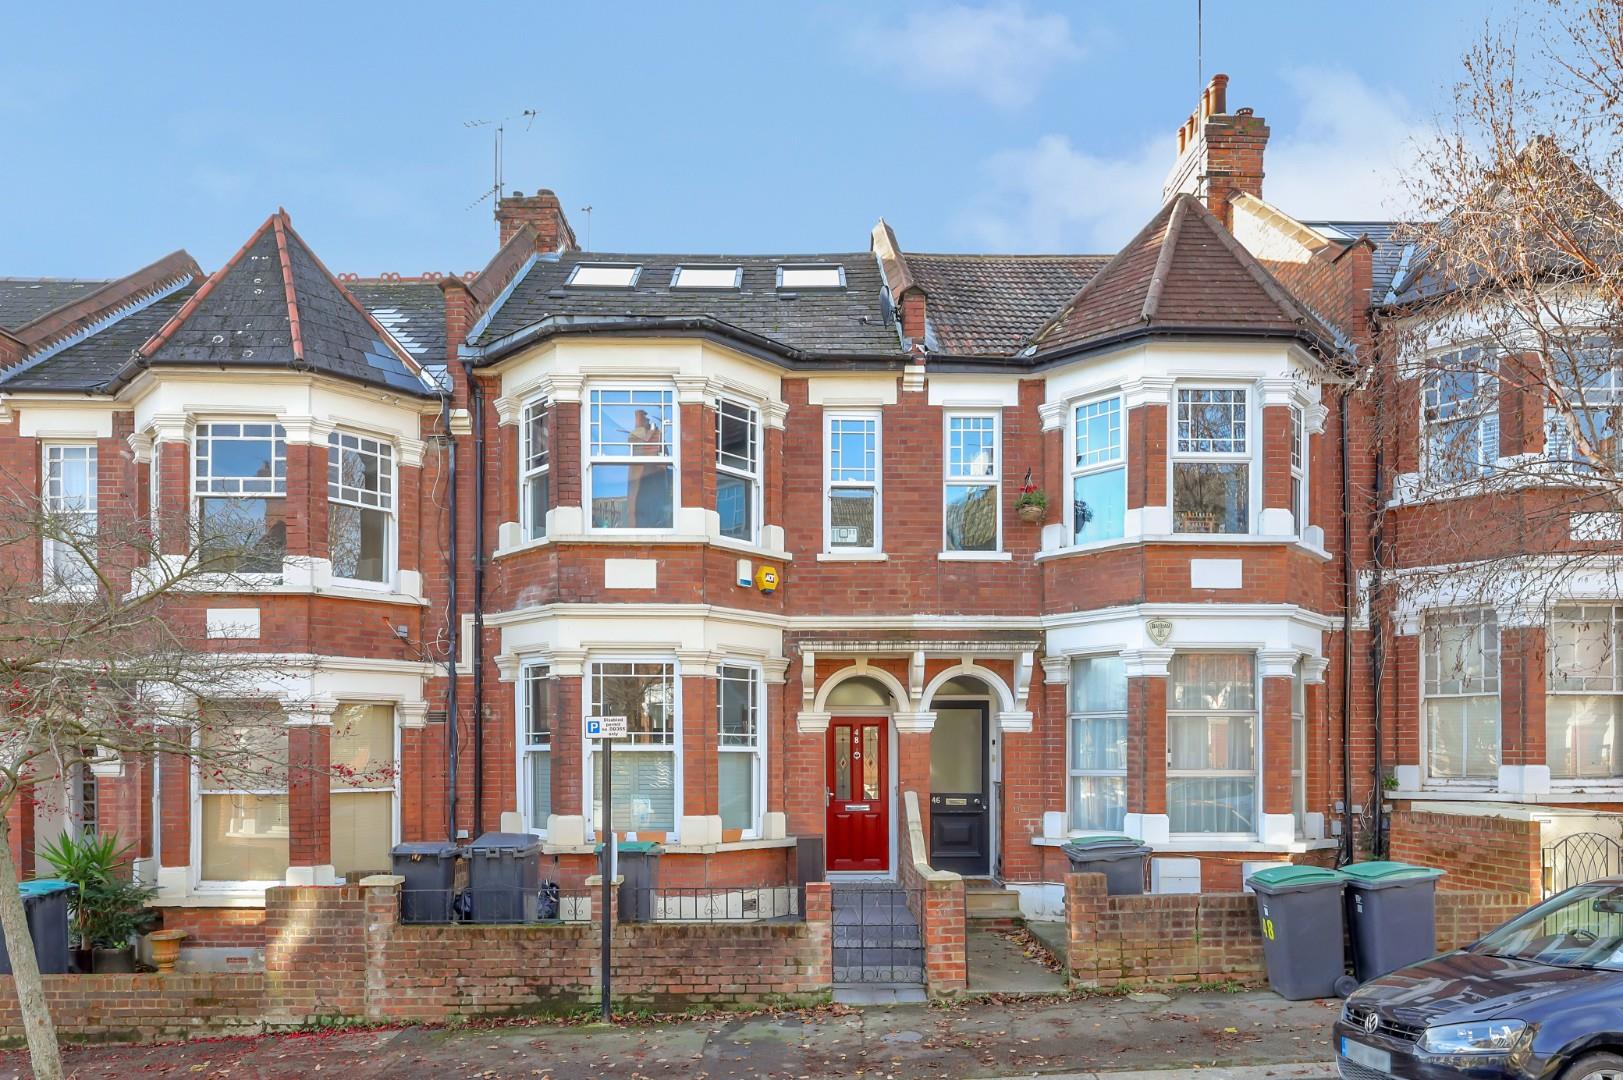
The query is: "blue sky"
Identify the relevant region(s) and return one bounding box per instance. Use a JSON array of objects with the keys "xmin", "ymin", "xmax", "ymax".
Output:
[{"xmin": 2, "ymin": 1, "xmax": 1493, "ymax": 278}]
